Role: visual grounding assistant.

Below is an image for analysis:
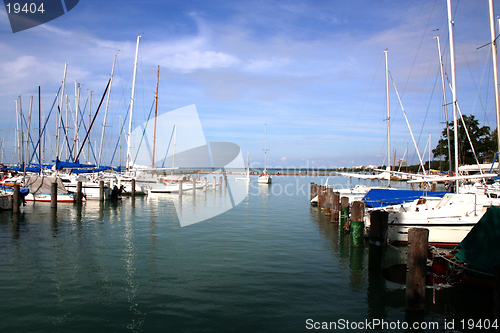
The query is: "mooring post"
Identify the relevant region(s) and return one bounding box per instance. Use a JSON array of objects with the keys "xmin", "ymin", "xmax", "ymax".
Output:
[
  {"xmin": 317, "ymin": 185, "xmax": 325, "ymax": 208},
  {"xmin": 406, "ymin": 228, "xmax": 429, "ymax": 313},
  {"xmin": 331, "ymin": 192, "xmax": 340, "ymax": 223},
  {"xmin": 340, "ymin": 197, "xmax": 349, "ymax": 231},
  {"xmin": 192, "ymin": 177, "xmax": 196, "ymax": 195},
  {"xmin": 219, "ymin": 176, "xmax": 223, "ymax": 187},
  {"xmin": 310, "ymin": 182, "xmax": 317, "ymax": 203},
  {"xmin": 203, "ymin": 177, "xmax": 207, "ymax": 192},
  {"xmin": 223, "ymin": 175, "xmax": 227, "ymax": 188},
  {"xmin": 350, "ymin": 201, "xmax": 365, "ymax": 246},
  {"xmin": 99, "ymin": 180, "xmax": 105, "ymax": 201},
  {"xmin": 368, "ymin": 210, "xmax": 389, "ymax": 271},
  {"xmin": 76, "ymin": 181, "xmax": 83, "ymax": 204},
  {"xmin": 131, "ymin": 178, "xmax": 136, "ymax": 197},
  {"xmin": 13, "ymin": 184, "xmax": 20, "ymax": 213},
  {"xmin": 212, "ymin": 176, "xmax": 216, "ymax": 190},
  {"xmin": 325, "ymin": 188, "xmax": 334, "ymax": 215},
  {"xmin": 51, "ymin": 182, "xmax": 57, "ymax": 209}
]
